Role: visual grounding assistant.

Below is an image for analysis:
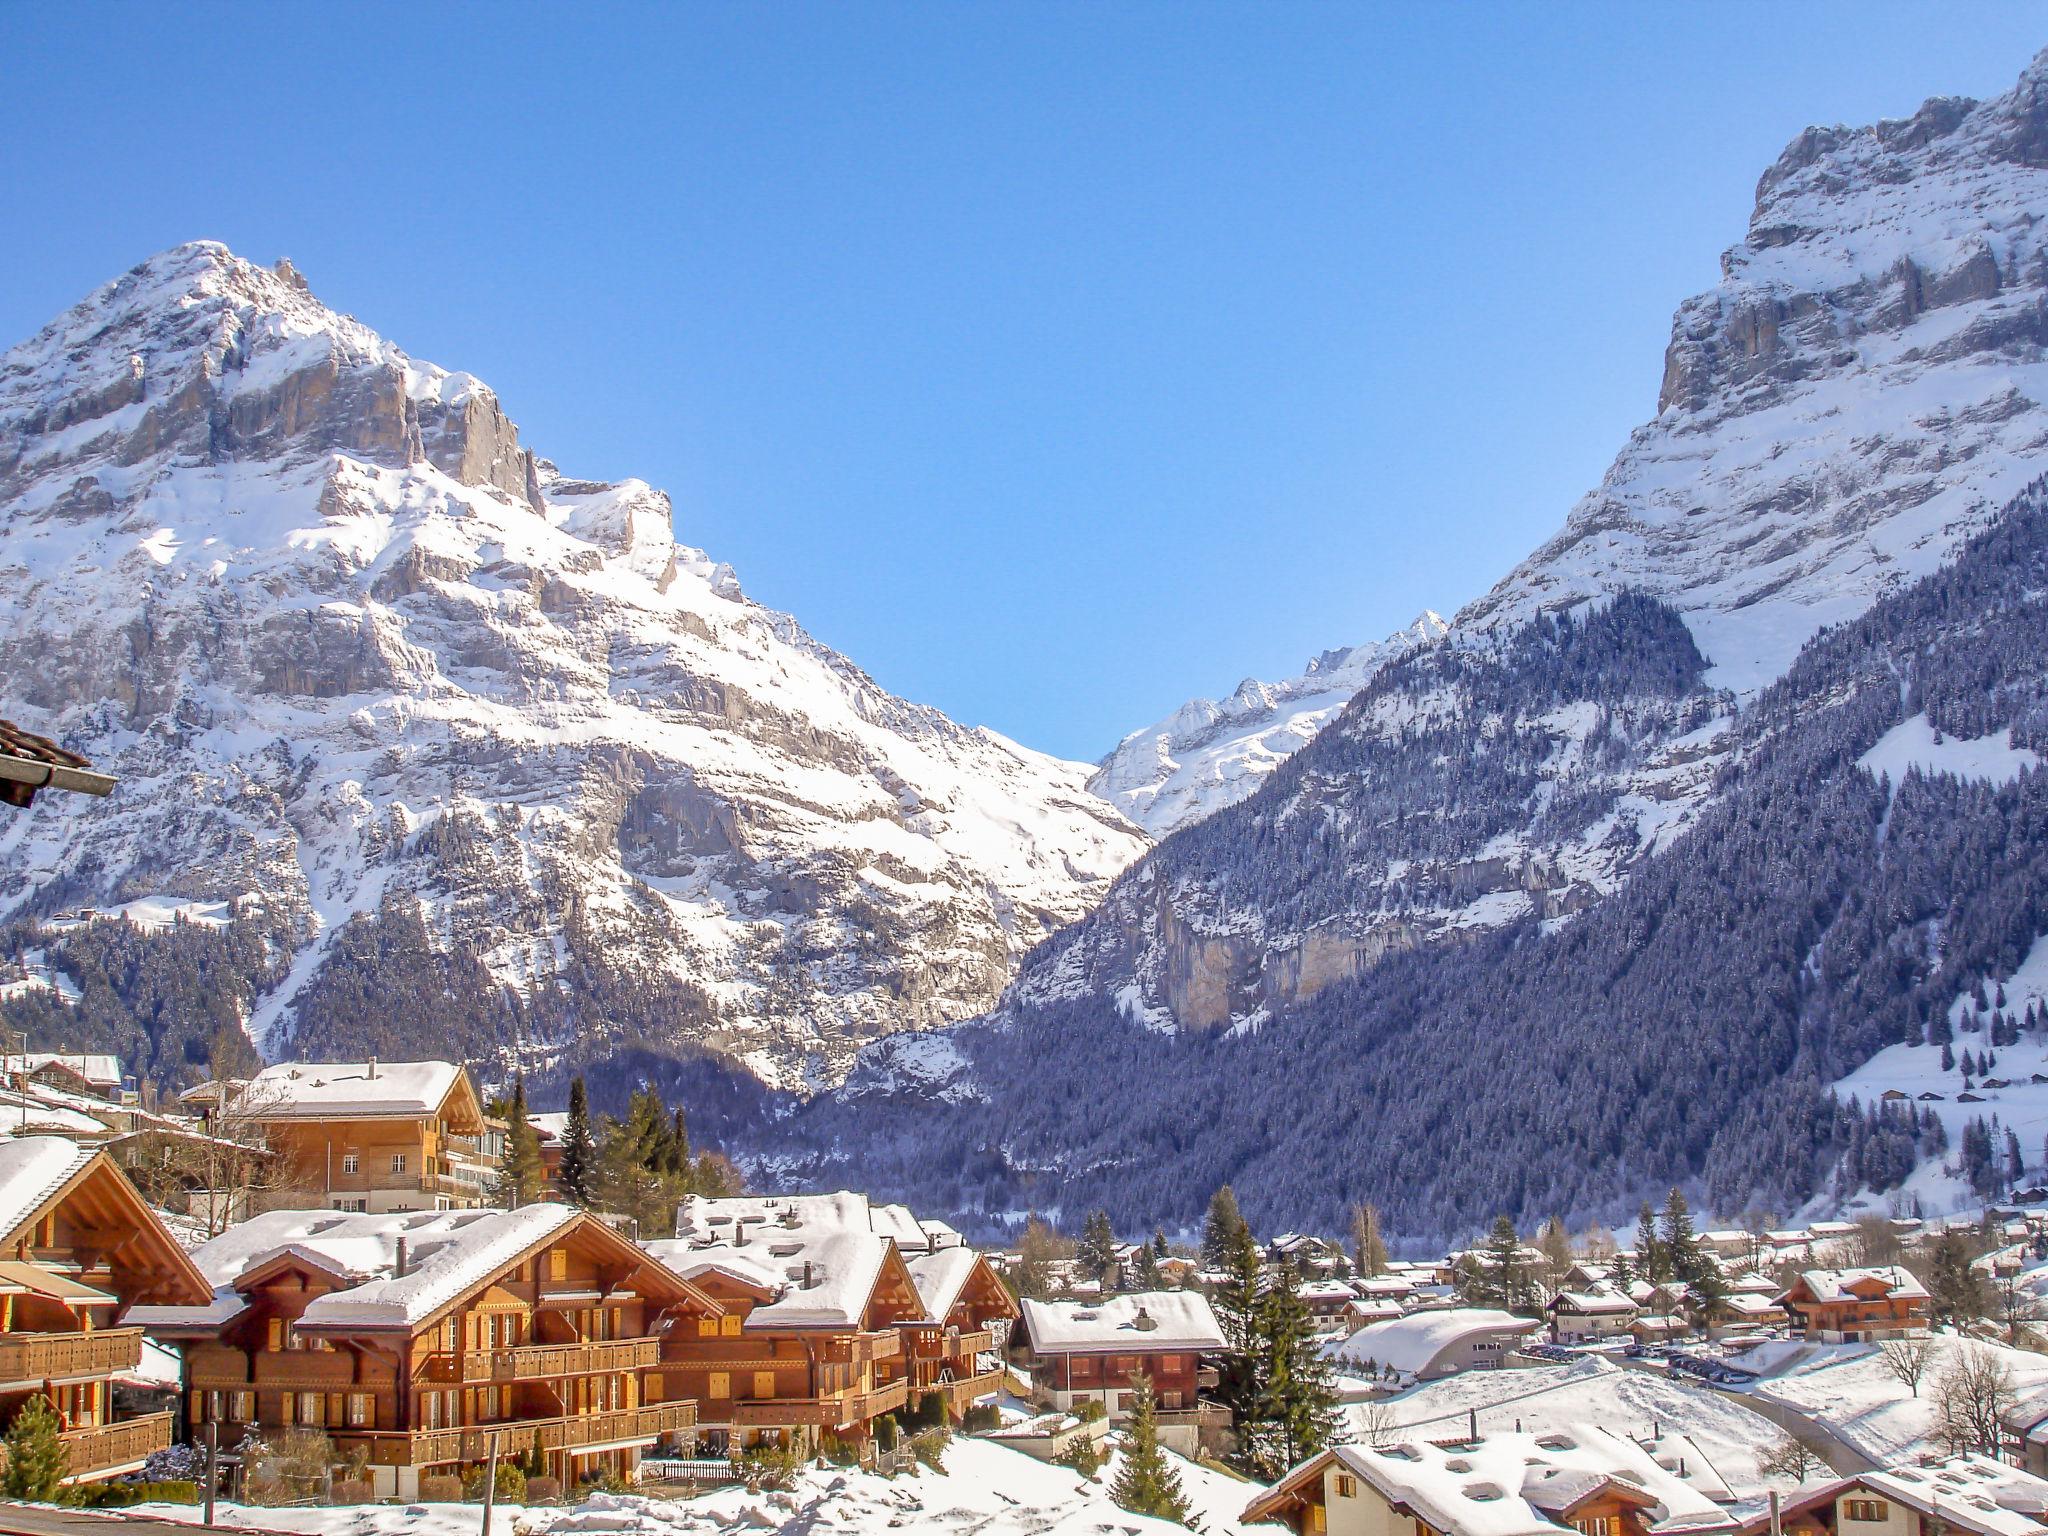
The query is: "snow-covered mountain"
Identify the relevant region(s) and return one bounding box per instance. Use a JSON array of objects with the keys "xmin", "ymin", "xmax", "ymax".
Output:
[
  {"xmin": 1090, "ymin": 612, "xmax": 1447, "ymax": 837},
  {"xmin": 0, "ymin": 243, "xmax": 1147, "ymax": 1091},
  {"xmin": 1023, "ymin": 50, "xmax": 2048, "ymax": 1034}
]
